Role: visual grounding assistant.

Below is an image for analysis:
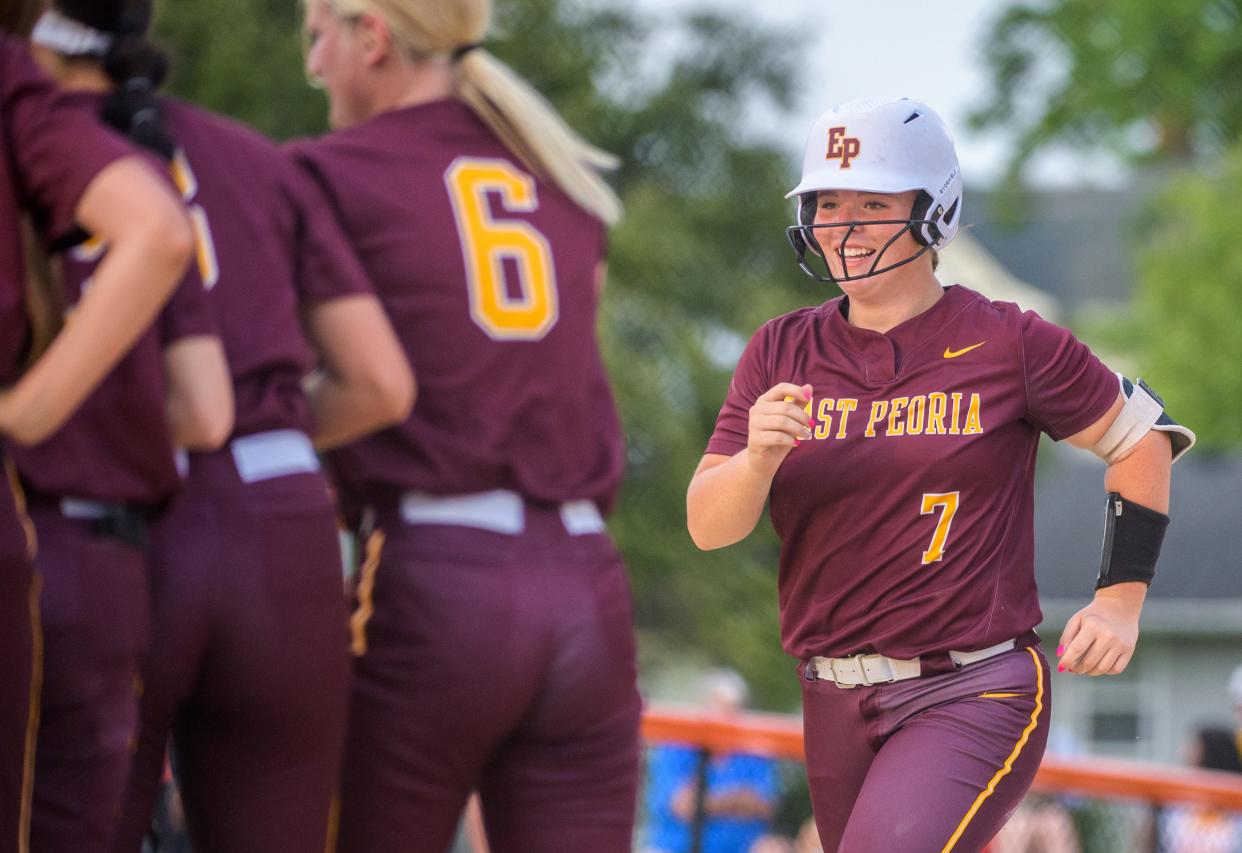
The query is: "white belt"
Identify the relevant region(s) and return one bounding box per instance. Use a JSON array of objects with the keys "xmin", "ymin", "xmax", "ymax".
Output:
[
  {"xmin": 399, "ymin": 489, "xmax": 605, "ymax": 536},
  {"xmin": 229, "ymin": 430, "xmax": 320, "ymax": 484},
  {"xmin": 60, "ymin": 497, "xmax": 123, "ymax": 520},
  {"xmin": 807, "ymin": 638, "xmax": 1018, "ymax": 688}
]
